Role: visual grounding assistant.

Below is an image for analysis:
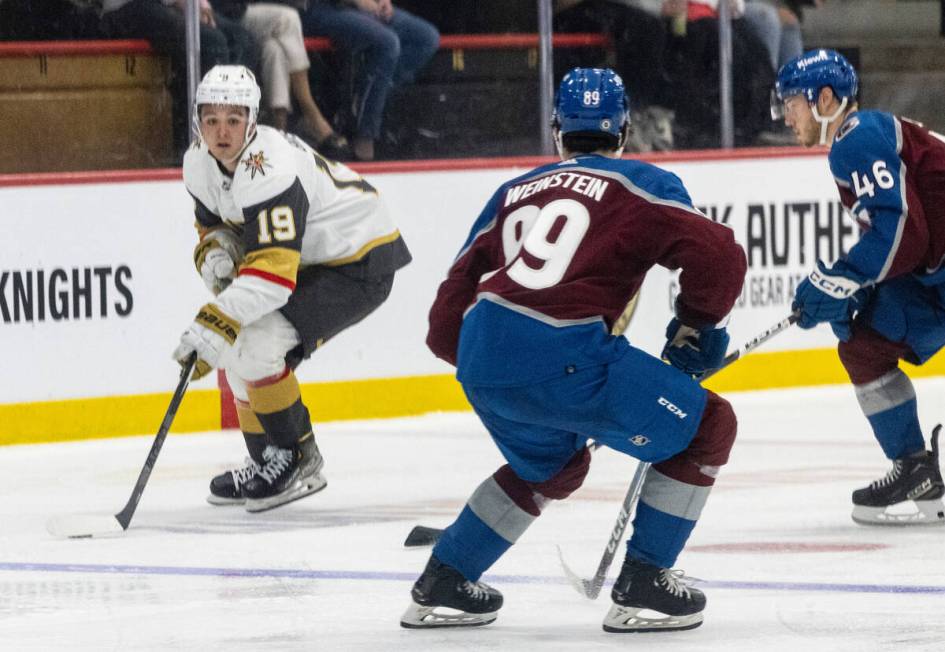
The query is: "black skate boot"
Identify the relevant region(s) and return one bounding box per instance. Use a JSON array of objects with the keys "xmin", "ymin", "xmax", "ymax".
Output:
[
  {"xmin": 851, "ymin": 425, "xmax": 945, "ymax": 526},
  {"xmin": 207, "ymin": 457, "xmax": 260, "ymax": 505},
  {"xmin": 400, "ymin": 556, "xmax": 503, "ymax": 628},
  {"xmin": 603, "ymin": 557, "xmax": 705, "ymax": 633},
  {"xmin": 298, "ymin": 432, "xmax": 325, "ymax": 478},
  {"xmin": 242, "ymin": 443, "xmax": 327, "ymax": 513}
]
